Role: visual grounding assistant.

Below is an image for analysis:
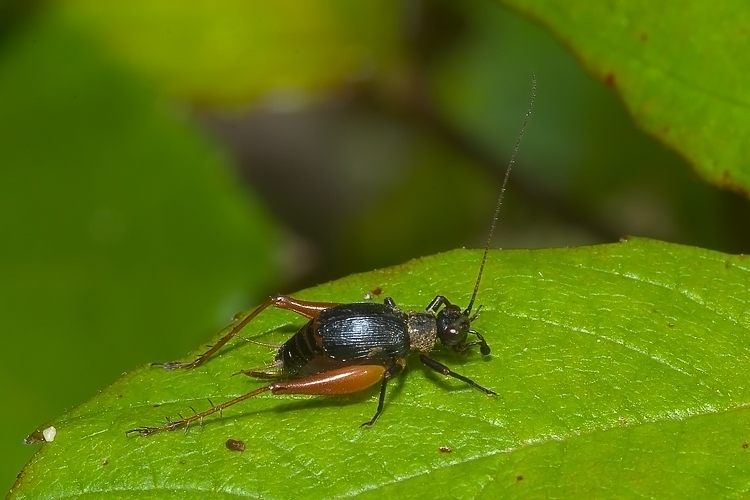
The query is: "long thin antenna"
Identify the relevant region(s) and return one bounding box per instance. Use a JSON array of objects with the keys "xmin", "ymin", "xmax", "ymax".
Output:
[{"xmin": 464, "ymin": 72, "xmax": 537, "ymax": 316}]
